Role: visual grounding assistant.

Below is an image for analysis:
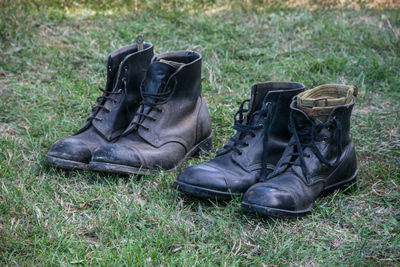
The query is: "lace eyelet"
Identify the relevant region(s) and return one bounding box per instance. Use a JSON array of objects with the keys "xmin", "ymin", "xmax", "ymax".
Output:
[
  {"xmin": 124, "ymin": 66, "xmax": 128, "ymax": 72},
  {"xmin": 118, "ymin": 89, "xmax": 123, "ymax": 93},
  {"xmin": 321, "ymin": 137, "xmax": 327, "ymax": 143}
]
